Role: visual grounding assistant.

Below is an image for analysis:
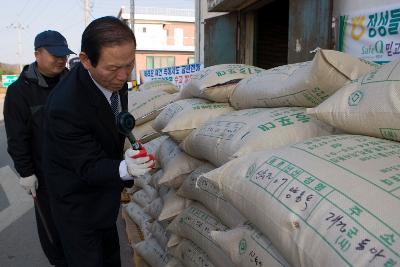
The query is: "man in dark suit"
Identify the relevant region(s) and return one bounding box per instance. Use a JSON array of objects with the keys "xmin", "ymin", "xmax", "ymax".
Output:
[{"xmin": 42, "ymin": 16, "xmax": 154, "ymax": 267}]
